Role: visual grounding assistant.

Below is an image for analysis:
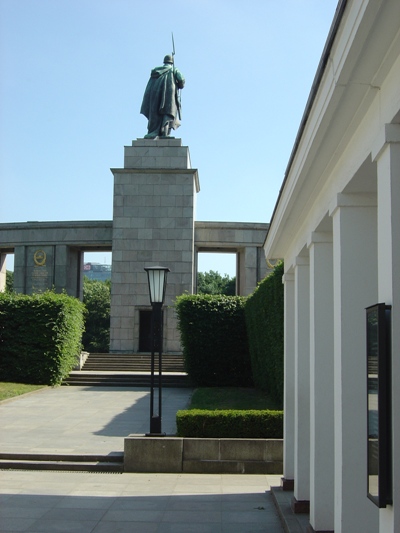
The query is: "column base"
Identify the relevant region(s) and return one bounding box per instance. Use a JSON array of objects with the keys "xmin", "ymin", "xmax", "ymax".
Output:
[
  {"xmin": 291, "ymin": 497, "xmax": 310, "ymax": 514},
  {"xmin": 306, "ymin": 525, "xmax": 334, "ymax": 533},
  {"xmin": 281, "ymin": 477, "xmax": 294, "ymax": 491}
]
